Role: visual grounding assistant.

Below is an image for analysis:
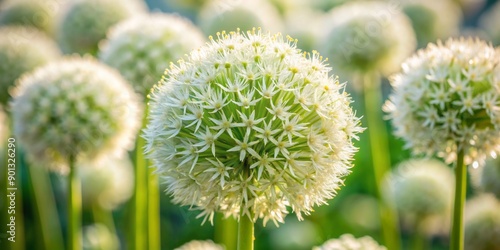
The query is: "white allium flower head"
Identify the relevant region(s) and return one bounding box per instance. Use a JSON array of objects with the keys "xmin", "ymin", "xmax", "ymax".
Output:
[
  {"xmin": 399, "ymin": 0, "xmax": 462, "ymax": 48},
  {"xmin": 57, "ymin": 0, "xmax": 146, "ymax": 55},
  {"xmin": 470, "ymin": 157, "xmax": 500, "ymax": 199},
  {"xmin": 144, "ymin": 29, "xmax": 363, "ymax": 226},
  {"xmin": 80, "ymin": 155, "xmax": 134, "ymax": 210},
  {"xmin": 99, "ymin": 13, "xmax": 206, "ymax": 96},
  {"xmin": 313, "ymin": 234, "xmax": 387, "ymax": 250},
  {"xmin": 11, "ymin": 57, "xmax": 142, "ymax": 173},
  {"xmin": 82, "ymin": 223, "xmax": 119, "ymax": 250},
  {"xmin": 479, "ymin": 1, "xmax": 500, "ymax": 46},
  {"xmin": 0, "ymin": 25, "xmax": 60, "ymax": 105},
  {"xmin": 385, "ymin": 38, "xmax": 500, "ymax": 166},
  {"xmin": 319, "ymin": 1, "xmax": 416, "ymax": 76},
  {"xmin": 197, "ymin": 0, "xmax": 284, "ymax": 37},
  {"xmin": 174, "ymin": 240, "xmax": 224, "ymax": 250},
  {"xmin": 0, "ymin": 0, "xmax": 60, "ymax": 36},
  {"xmin": 464, "ymin": 194, "xmax": 500, "ymax": 250},
  {"xmin": 383, "ymin": 158, "xmax": 454, "ymax": 235}
]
